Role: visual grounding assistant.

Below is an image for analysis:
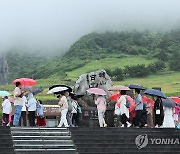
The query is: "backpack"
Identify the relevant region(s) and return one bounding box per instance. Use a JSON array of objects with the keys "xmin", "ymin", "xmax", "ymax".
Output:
[
  {"xmin": 125, "ymin": 96, "xmax": 130, "ymax": 108},
  {"xmin": 77, "ymin": 105, "xmax": 82, "ymax": 114}
]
